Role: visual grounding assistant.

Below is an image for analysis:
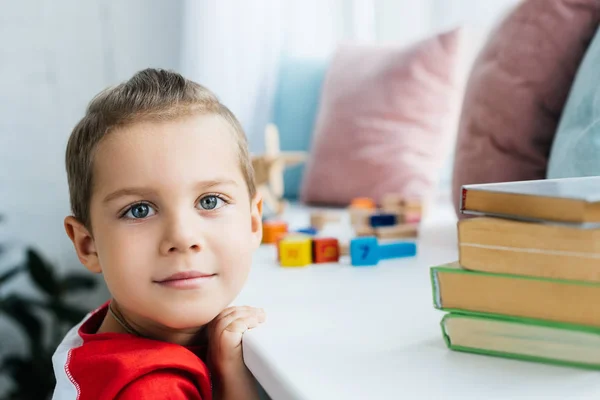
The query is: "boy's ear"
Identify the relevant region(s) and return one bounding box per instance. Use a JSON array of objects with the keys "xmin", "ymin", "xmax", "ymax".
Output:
[
  {"xmin": 250, "ymin": 193, "xmax": 263, "ymax": 248},
  {"xmin": 64, "ymin": 216, "xmax": 102, "ymax": 274}
]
